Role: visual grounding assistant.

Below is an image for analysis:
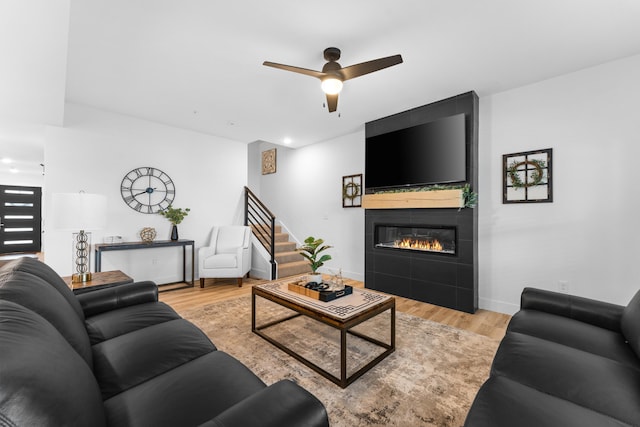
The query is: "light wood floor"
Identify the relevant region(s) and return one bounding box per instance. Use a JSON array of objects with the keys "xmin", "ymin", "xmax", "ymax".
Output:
[{"xmin": 160, "ymin": 276, "xmax": 511, "ymax": 340}]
